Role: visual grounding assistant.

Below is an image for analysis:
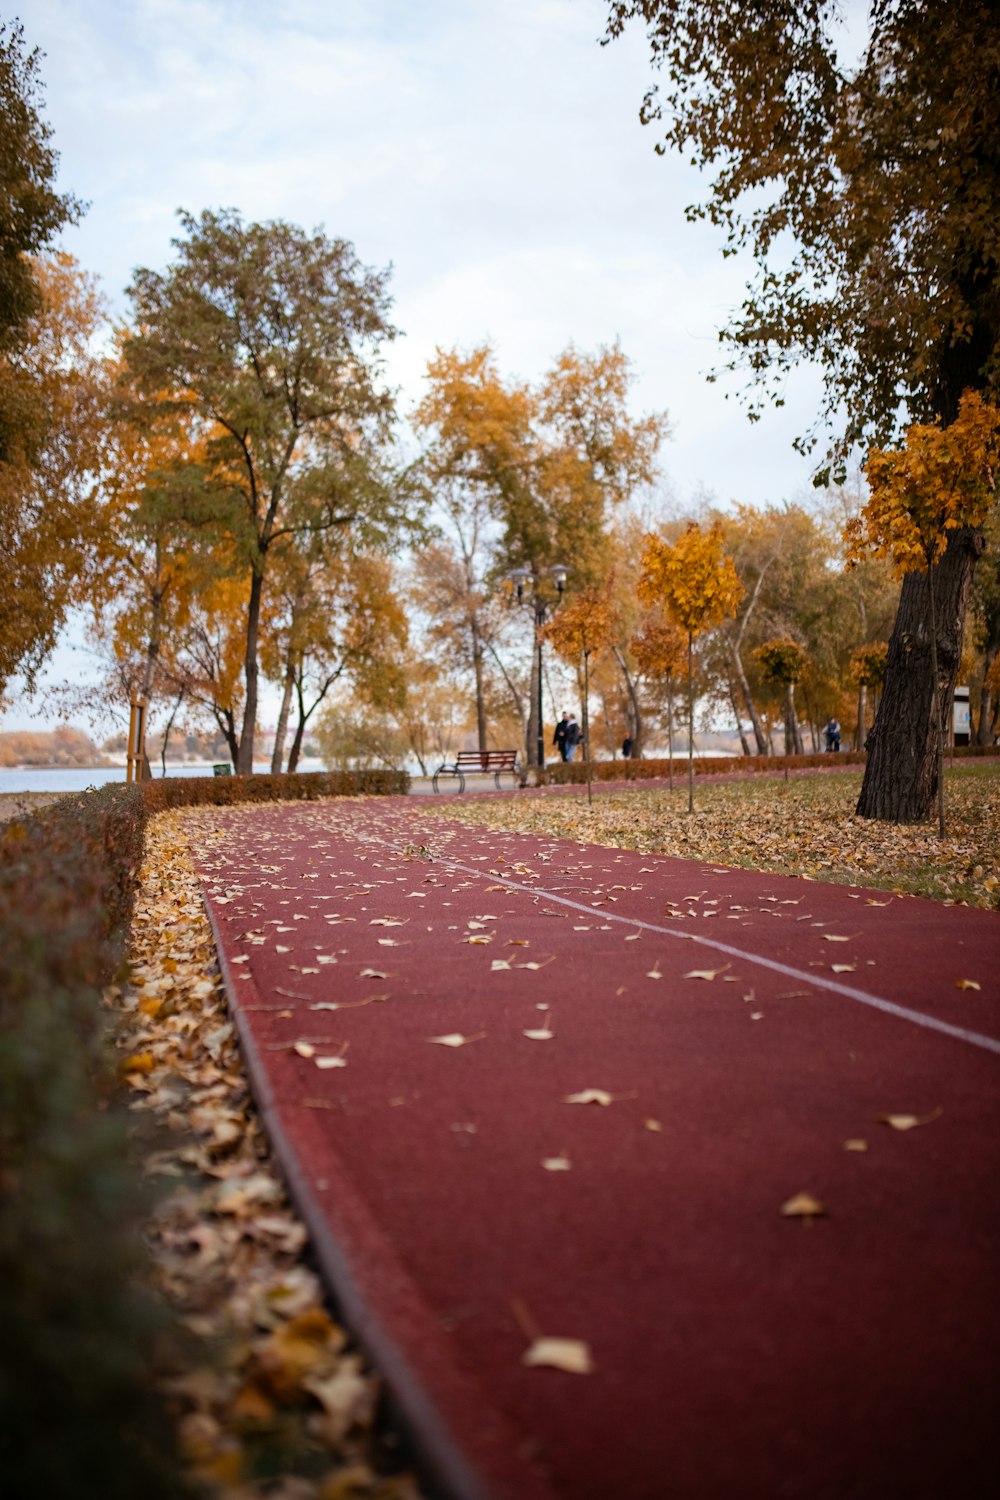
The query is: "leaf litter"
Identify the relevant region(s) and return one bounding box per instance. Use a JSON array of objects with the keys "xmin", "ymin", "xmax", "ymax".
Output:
[
  {"xmin": 433, "ymin": 770, "xmax": 1000, "ymax": 911},
  {"xmin": 111, "ymin": 808, "xmax": 423, "ymax": 1500}
]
